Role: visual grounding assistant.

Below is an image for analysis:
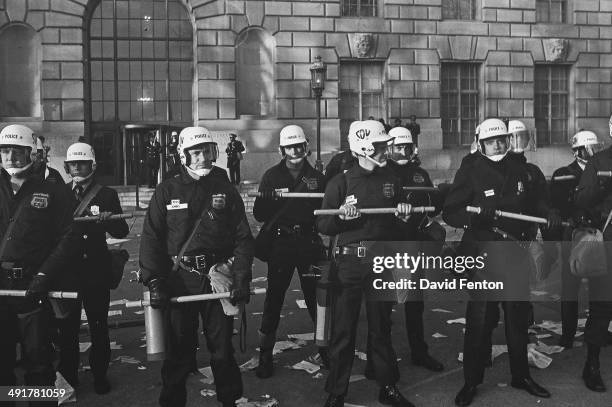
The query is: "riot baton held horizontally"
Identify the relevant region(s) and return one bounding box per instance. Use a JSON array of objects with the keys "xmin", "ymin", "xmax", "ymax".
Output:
[
  {"xmin": 74, "ymin": 213, "xmax": 134, "ymax": 222},
  {"xmin": 0, "ymin": 290, "xmax": 78, "ymax": 299},
  {"xmin": 248, "ymin": 191, "xmax": 324, "ymax": 199},
  {"xmin": 466, "ymin": 206, "xmax": 571, "ymax": 227},
  {"xmin": 125, "ymin": 288, "xmax": 267, "ymax": 361},
  {"xmin": 314, "ymin": 206, "xmax": 436, "ymax": 216},
  {"xmin": 551, "ymin": 175, "xmax": 576, "ymax": 182}
]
